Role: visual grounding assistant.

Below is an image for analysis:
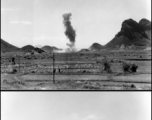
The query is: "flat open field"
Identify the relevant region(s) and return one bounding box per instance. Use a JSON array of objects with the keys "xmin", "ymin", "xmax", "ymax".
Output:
[{"xmin": 1, "ymin": 50, "xmax": 151, "ymax": 90}]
